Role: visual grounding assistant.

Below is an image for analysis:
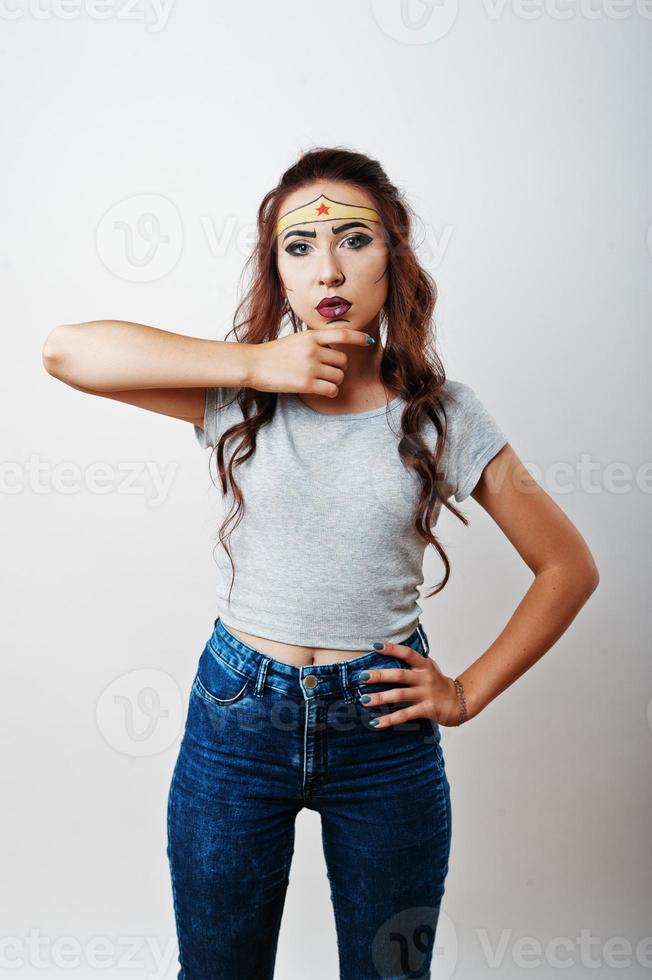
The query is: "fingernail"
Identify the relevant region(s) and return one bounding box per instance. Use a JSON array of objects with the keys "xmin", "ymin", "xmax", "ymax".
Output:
[
  {"xmin": 366, "ymin": 336, "xmax": 375, "ymax": 345},
  {"xmin": 370, "ymin": 718, "xmax": 380, "ymax": 726},
  {"xmin": 360, "ymin": 672, "xmax": 371, "ymax": 680},
  {"xmin": 372, "ymin": 642, "xmax": 384, "ymax": 650},
  {"xmin": 360, "ymin": 695, "xmax": 372, "ymax": 703}
]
